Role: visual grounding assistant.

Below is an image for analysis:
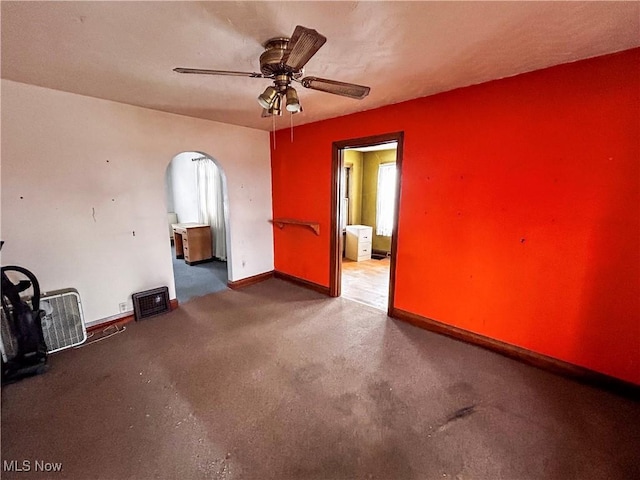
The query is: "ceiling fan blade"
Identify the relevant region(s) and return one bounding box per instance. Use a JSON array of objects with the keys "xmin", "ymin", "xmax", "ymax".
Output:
[
  {"xmin": 284, "ymin": 26, "xmax": 327, "ymax": 71},
  {"xmin": 301, "ymin": 76, "xmax": 370, "ymax": 100},
  {"xmin": 261, "ymin": 108, "xmax": 272, "ymax": 118},
  {"xmin": 174, "ymin": 68, "xmax": 264, "ymax": 78}
]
